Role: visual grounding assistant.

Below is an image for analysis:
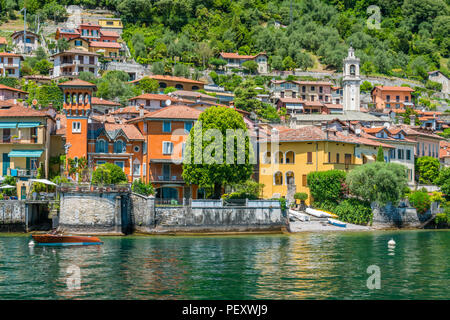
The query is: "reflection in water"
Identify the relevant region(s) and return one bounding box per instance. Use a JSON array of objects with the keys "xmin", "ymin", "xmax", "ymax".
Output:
[{"xmin": 0, "ymin": 231, "xmax": 449, "ymax": 299}]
